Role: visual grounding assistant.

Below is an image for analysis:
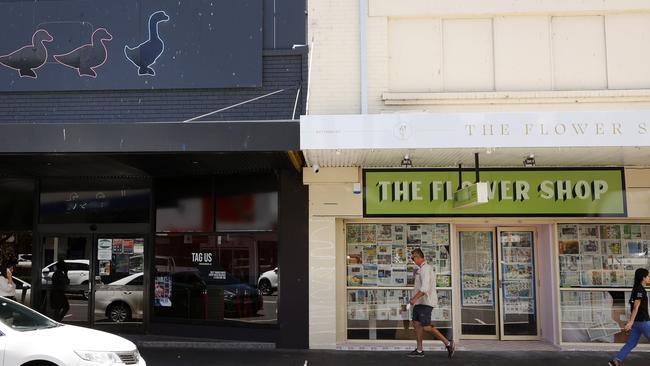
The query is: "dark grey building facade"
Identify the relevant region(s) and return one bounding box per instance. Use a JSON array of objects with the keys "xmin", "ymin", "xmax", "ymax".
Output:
[{"xmin": 0, "ymin": 0, "xmax": 308, "ymax": 349}]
